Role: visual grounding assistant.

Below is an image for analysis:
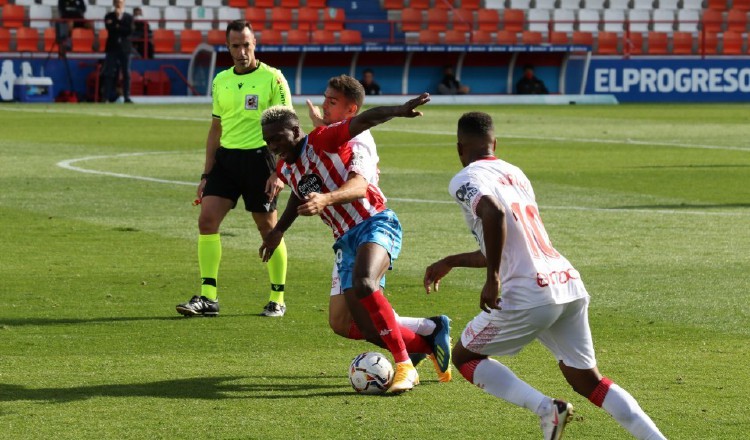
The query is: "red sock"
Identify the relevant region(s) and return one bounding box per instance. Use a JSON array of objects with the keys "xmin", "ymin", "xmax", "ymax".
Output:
[
  {"xmin": 399, "ymin": 325, "xmax": 432, "ymax": 354},
  {"xmin": 458, "ymin": 359, "xmax": 482, "ymax": 383},
  {"xmin": 359, "ymin": 290, "xmax": 409, "ymax": 363},
  {"xmin": 588, "ymin": 377, "xmax": 613, "ymax": 407},
  {"xmin": 347, "ymin": 321, "xmax": 364, "ymax": 340}
]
